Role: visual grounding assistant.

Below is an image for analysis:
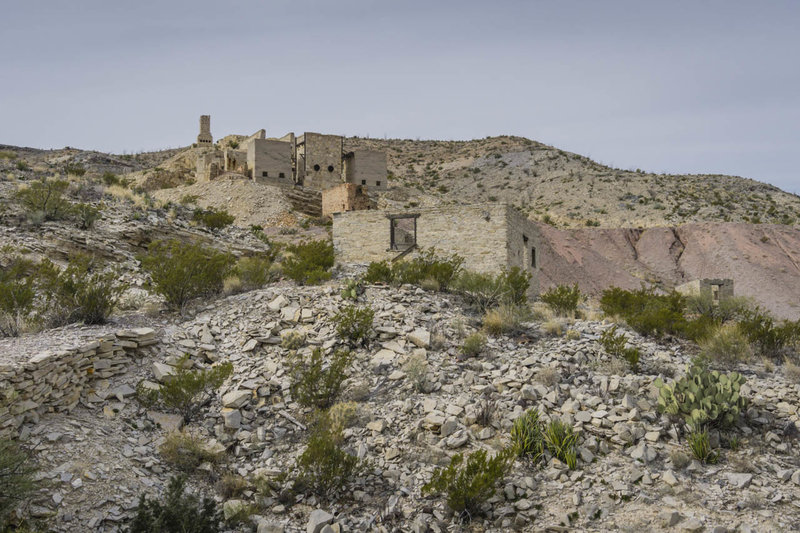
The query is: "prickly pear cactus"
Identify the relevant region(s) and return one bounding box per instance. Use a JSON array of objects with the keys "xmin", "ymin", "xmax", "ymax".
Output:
[
  {"xmin": 654, "ymin": 365, "xmax": 747, "ymax": 429},
  {"xmin": 340, "ymin": 279, "xmax": 365, "ymax": 301}
]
